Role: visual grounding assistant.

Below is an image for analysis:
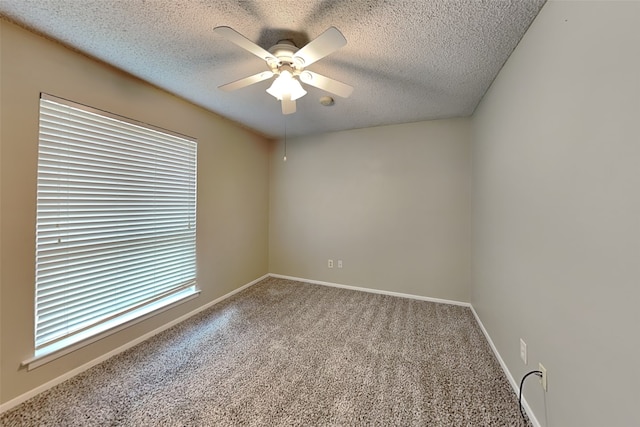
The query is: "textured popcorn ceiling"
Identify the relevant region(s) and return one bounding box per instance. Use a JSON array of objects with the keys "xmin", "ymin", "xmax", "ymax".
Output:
[{"xmin": 0, "ymin": 0, "xmax": 546, "ymax": 138}]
